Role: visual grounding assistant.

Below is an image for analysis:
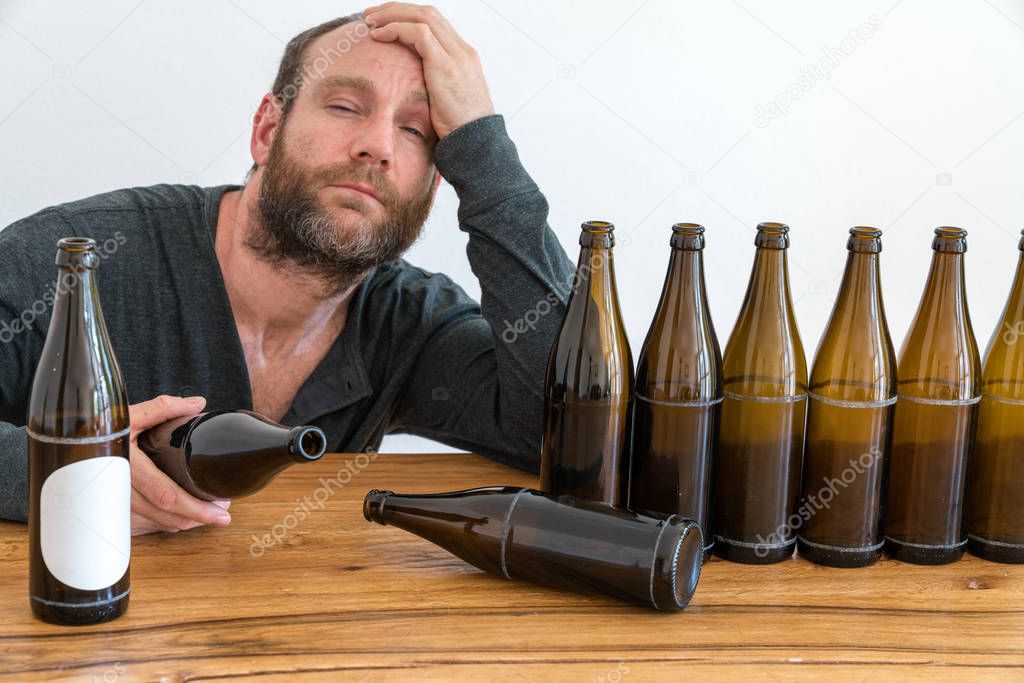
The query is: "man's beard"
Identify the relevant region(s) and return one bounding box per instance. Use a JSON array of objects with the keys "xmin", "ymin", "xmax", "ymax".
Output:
[{"xmin": 248, "ymin": 130, "xmax": 435, "ymax": 296}]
